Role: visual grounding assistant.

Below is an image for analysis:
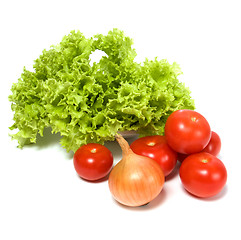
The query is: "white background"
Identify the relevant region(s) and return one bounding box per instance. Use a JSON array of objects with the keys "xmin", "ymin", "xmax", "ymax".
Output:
[{"xmin": 1, "ymin": 0, "xmax": 241, "ymax": 239}]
